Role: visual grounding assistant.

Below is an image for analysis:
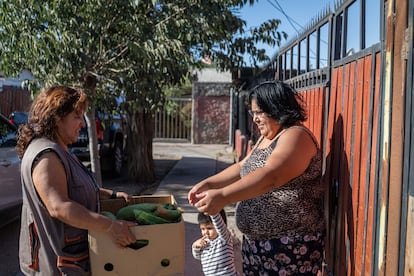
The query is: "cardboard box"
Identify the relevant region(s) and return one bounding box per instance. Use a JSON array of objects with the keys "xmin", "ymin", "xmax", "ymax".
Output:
[{"xmin": 88, "ymin": 195, "xmax": 185, "ymax": 276}]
